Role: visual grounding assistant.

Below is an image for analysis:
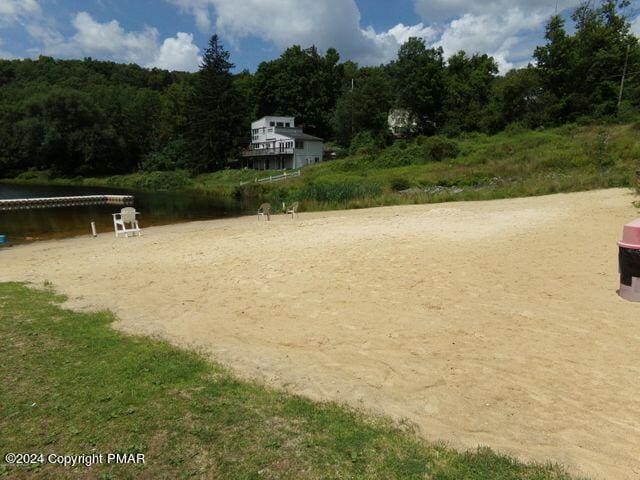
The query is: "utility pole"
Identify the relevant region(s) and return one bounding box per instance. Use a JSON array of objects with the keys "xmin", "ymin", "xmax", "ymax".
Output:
[
  {"xmin": 618, "ymin": 44, "xmax": 631, "ymax": 111},
  {"xmin": 350, "ymin": 78, "xmax": 354, "ymax": 138}
]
